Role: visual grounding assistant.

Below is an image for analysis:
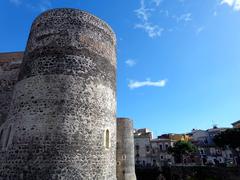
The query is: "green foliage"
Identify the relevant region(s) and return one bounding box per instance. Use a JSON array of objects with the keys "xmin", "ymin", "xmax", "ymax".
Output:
[
  {"xmin": 213, "ymin": 128, "xmax": 240, "ymax": 148},
  {"xmin": 168, "ymin": 141, "xmax": 197, "ymax": 155},
  {"xmin": 168, "ymin": 141, "xmax": 197, "ymax": 163}
]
